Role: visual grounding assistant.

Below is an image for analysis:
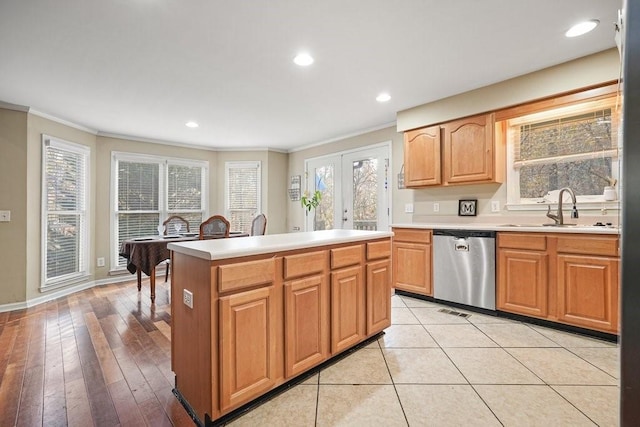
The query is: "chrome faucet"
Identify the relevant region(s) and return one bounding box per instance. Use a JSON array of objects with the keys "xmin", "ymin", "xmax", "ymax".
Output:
[{"xmin": 546, "ymin": 187, "xmax": 579, "ymax": 225}]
